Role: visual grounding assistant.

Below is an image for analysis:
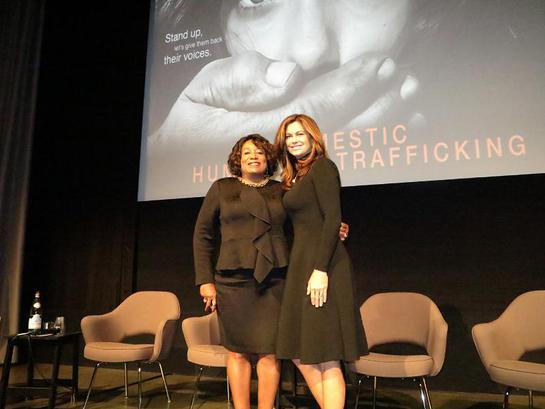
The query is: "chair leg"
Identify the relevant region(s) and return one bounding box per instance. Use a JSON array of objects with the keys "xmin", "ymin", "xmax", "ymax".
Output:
[
  {"xmin": 124, "ymin": 363, "xmax": 129, "ymax": 398},
  {"xmin": 417, "ymin": 379, "xmax": 423, "ymax": 408},
  {"xmin": 137, "ymin": 362, "xmax": 142, "ymax": 409},
  {"xmin": 372, "ymin": 376, "xmax": 377, "ymax": 409},
  {"xmin": 503, "ymin": 386, "xmax": 511, "ymax": 409},
  {"xmin": 190, "ymin": 366, "xmax": 205, "ymax": 409},
  {"xmin": 227, "ymin": 373, "xmax": 231, "ymax": 407},
  {"xmin": 416, "ymin": 377, "xmax": 433, "ymax": 409},
  {"xmin": 157, "ymin": 361, "xmax": 171, "ymax": 403},
  {"xmin": 82, "ymin": 362, "xmax": 101, "ymax": 409},
  {"xmin": 528, "ymin": 390, "xmax": 533, "ymax": 409},
  {"xmin": 354, "ymin": 376, "xmax": 362, "ymax": 409}
]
